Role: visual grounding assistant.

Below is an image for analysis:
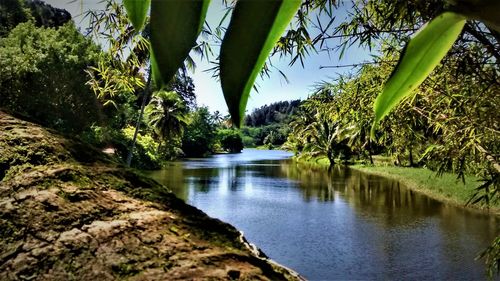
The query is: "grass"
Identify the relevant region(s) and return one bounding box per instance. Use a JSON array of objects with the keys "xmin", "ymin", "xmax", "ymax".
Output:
[
  {"xmin": 352, "ymin": 165, "xmax": 499, "ymax": 212},
  {"xmin": 291, "ymin": 155, "xmax": 330, "ymax": 168},
  {"xmin": 293, "ymin": 155, "xmax": 499, "ymax": 213}
]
